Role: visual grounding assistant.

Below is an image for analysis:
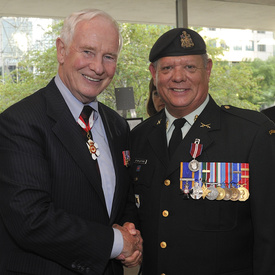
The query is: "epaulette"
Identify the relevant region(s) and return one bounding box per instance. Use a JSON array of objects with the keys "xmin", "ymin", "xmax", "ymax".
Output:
[{"xmin": 221, "ymin": 105, "xmax": 269, "ymax": 125}]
